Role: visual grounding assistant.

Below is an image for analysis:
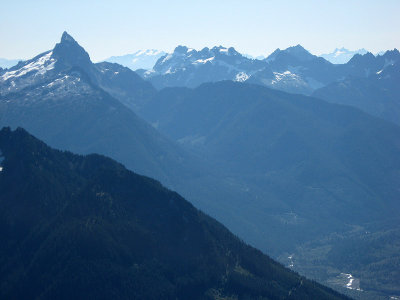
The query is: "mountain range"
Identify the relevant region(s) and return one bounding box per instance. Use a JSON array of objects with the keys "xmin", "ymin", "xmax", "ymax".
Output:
[
  {"xmin": 135, "ymin": 44, "xmax": 400, "ymax": 127},
  {"xmin": 136, "ymin": 45, "xmax": 266, "ymax": 89},
  {"xmin": 1, "ymin": 32, "xmax": 400, "ymax": 298},
  {"xmin": 138, "ymin": 44, "xmax": 399, "ymax": 104},
  {"xmin": 0, "ymin": 33, "xmax": 280, "ymax": 233},
  {"xmin": 100, "ymin": 47, "xmax": 379, "ymax": 72}
]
